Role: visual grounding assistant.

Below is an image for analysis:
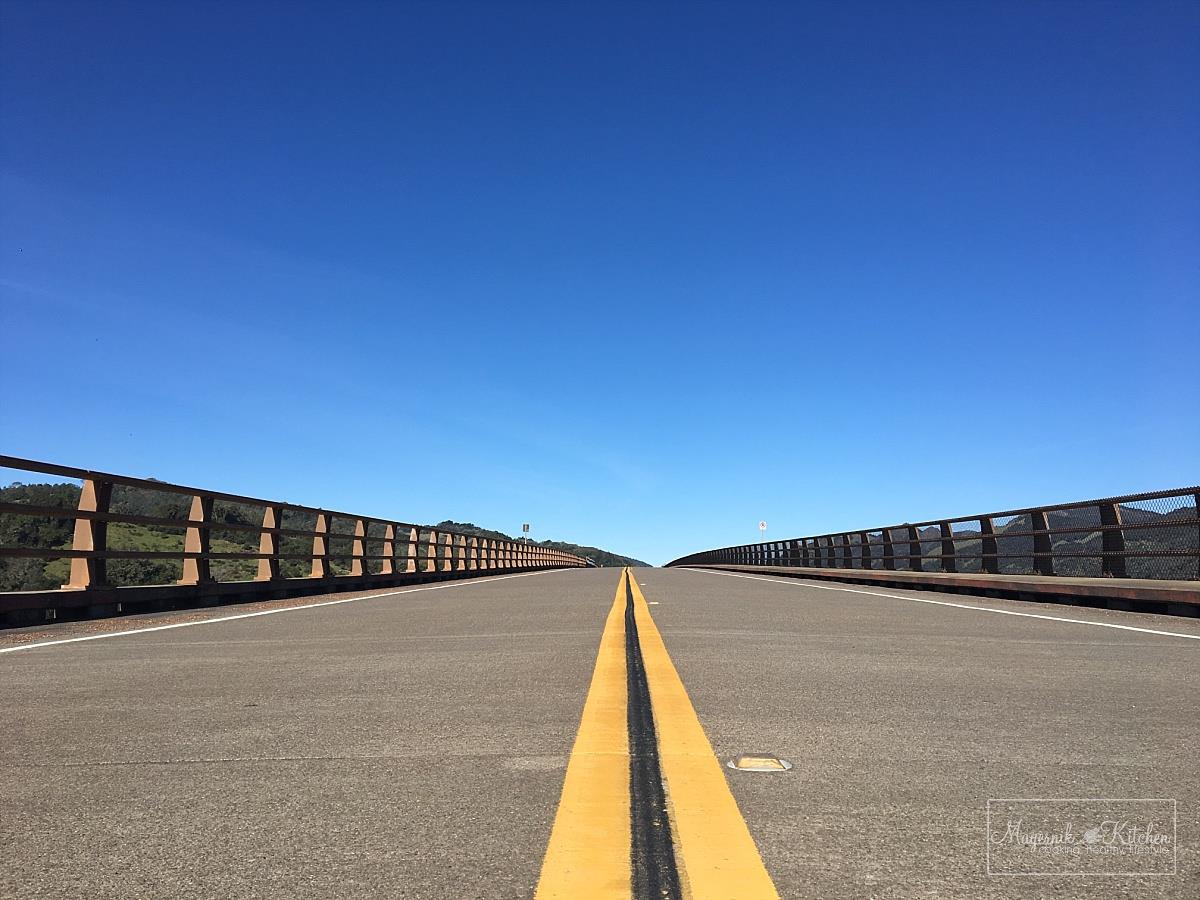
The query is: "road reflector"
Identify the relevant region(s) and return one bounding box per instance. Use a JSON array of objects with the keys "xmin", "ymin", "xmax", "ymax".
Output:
[{"xmin": 727, "ymin": 754, "xmax": 792, "ymax": 772}]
